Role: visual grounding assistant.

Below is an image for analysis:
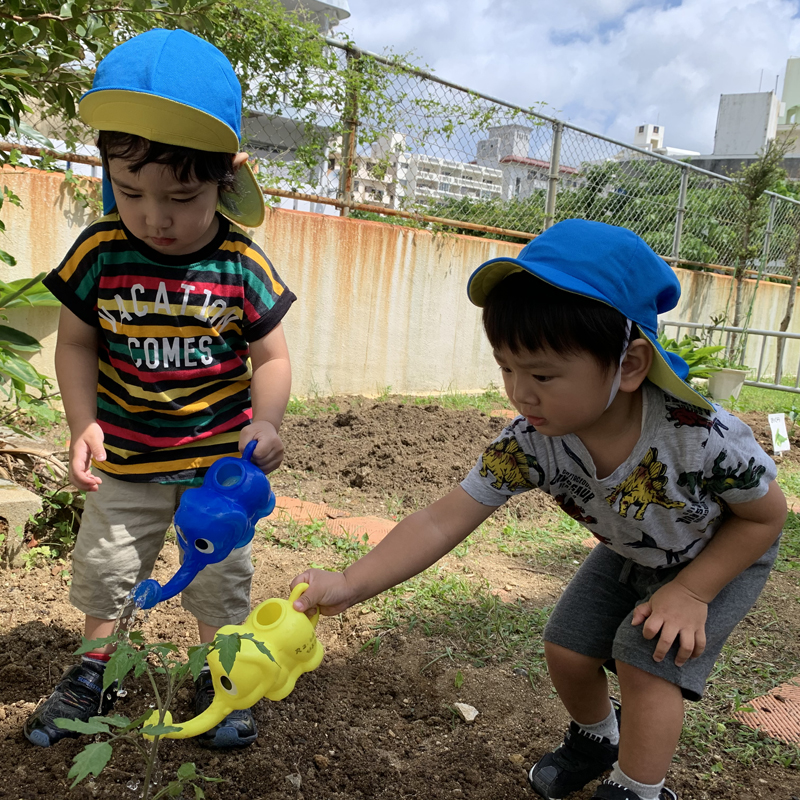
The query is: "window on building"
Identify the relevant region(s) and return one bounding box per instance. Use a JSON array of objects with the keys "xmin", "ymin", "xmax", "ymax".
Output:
[
  {"xmin": 328, "ymin": 157, "xmax": 336, "ymax": 171},
  {"xmin": 439, "ymin": 183, "xmax": 451, "ymax": 192},
  {"xmin": 515, "ymin": 177, "xmax": 521, "ymax": 196},
  {"xmin": 638, "ymin": 125, "xmax": 645, "ymax": 133},
  {"xmin": 653, "ymin": 126, "xmax": 659, "ymax": 133}
]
